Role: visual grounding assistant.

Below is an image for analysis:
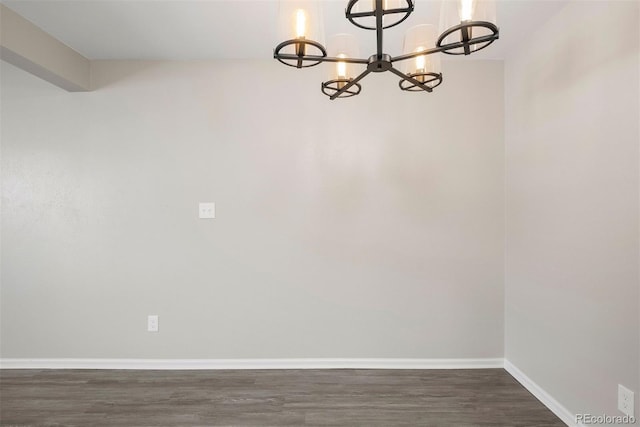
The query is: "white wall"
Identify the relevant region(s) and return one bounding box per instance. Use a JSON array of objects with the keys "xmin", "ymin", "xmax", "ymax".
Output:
[
  {"xmin": 505, "ymin": 0, "xmax": 640, "ymax": 421},
  {"xmin": 1, "ymin": 59, "xmax": 505, "ymax": 359}
]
